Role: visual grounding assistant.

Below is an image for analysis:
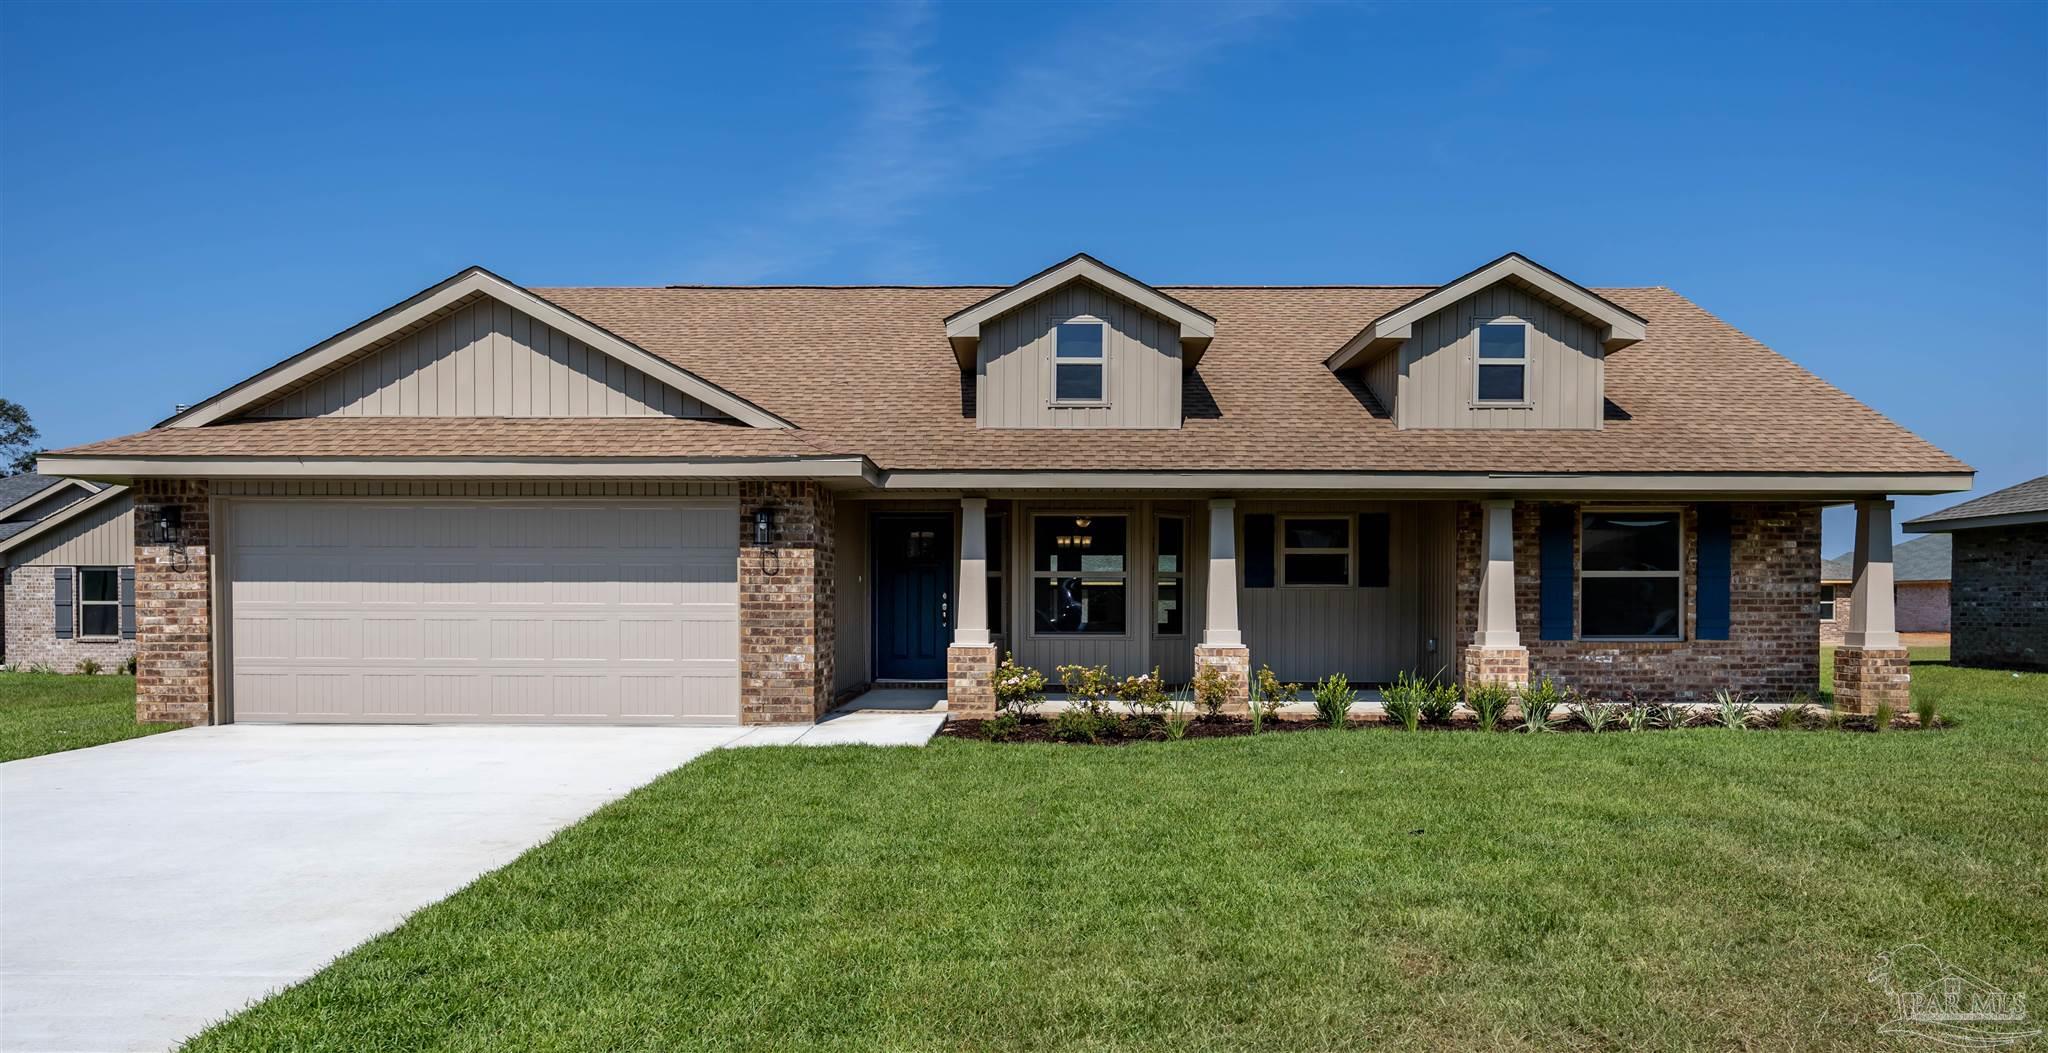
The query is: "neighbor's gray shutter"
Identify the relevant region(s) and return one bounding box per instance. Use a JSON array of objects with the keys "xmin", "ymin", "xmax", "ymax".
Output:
[
  {"xmin": 53, "ymin": 566, "xmax": 74, "ymax": 640},
  {"xmin": 119, "ymin": 567, "xmax": 137, "ymax": 640}
]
